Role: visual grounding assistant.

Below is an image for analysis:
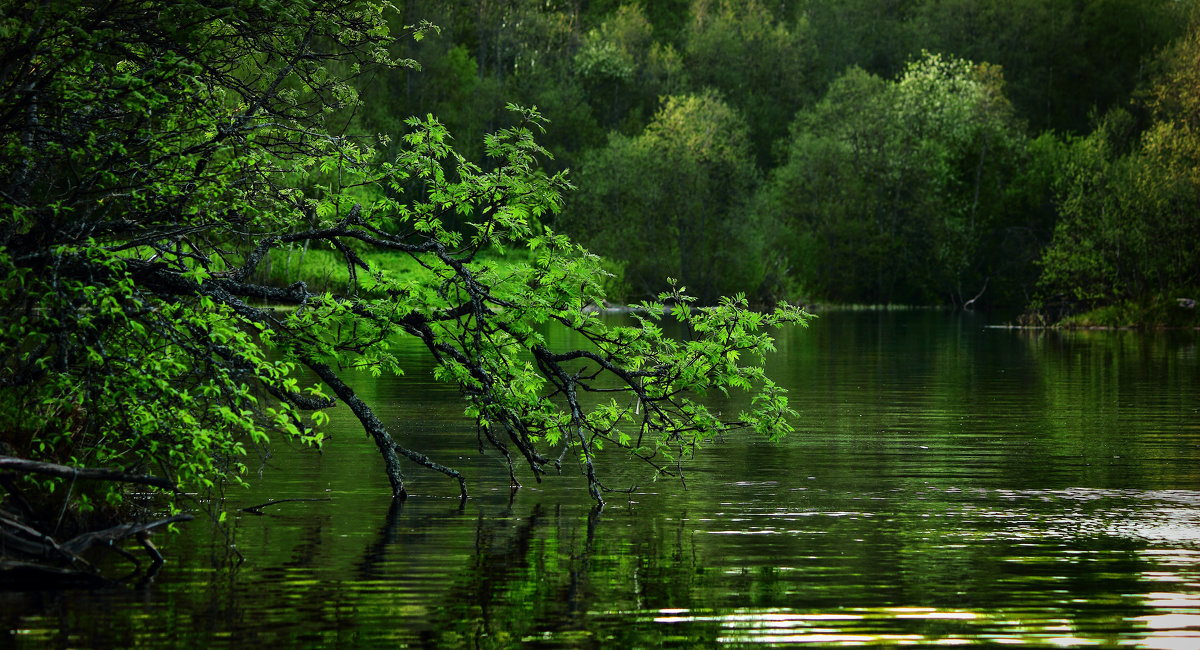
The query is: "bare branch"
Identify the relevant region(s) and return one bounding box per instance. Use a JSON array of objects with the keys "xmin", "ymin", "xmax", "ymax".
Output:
[{"xmin": 0, "ymin": 456, "xmax": 176, "ymax": 491}]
